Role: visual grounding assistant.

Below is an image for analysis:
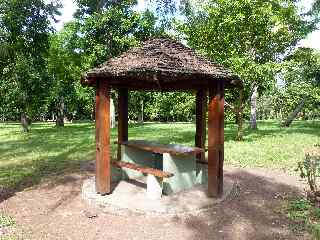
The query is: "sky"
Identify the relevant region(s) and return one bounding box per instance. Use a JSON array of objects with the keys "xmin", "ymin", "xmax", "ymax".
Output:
[
  {"xmin": 54, "ymin": 0, "xmax": 76, "ymax": 30},
  {"xmin": 55, "ymin": 0, "xmax": 319, "ymax": 50},
  {"xmin": 54, "ymin": 0, "xmax": 146, "ymax": 30}
]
